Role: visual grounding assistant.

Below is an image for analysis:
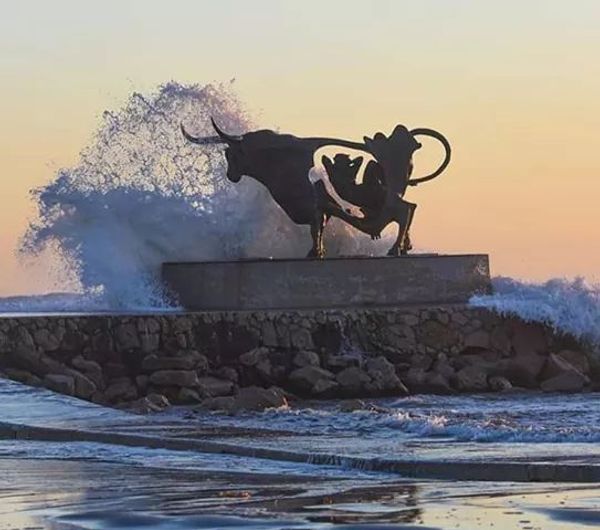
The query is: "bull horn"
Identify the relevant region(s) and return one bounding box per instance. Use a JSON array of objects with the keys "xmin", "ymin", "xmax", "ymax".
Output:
[
  {"xmin": 180, "ymin": 123, "xmax": 224, "ymax": 145},
  {"xmin": 408, "ymin": 128, "xmax": 452, "ymax": 185},
  {"xmin": 211, "ymin": 117, "xmax": 242, "ymax": 144}
]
